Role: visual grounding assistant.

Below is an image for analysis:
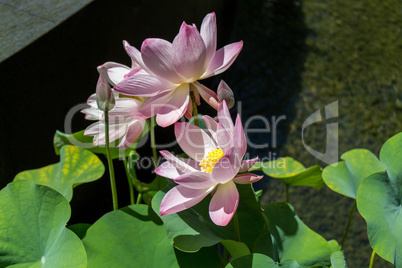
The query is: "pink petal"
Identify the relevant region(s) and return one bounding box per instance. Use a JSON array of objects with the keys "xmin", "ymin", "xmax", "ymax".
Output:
[
  {"xmin": 160, "ymin": 185, "xmax": 212, "ymax": 216},
  {"xmin": 86, "ymin": 93, "xmax": 97, "ymax": 107},
  {"xmin": 203, "ymin": 115, "xmax": 218, "ymax": 132},
  {"xmin": 209, "ymin": 180, "xmax": 239, "ymax": 226},
  {"xmin": 155, "ymin": 158, "xmax": 200, "ymax": 179},
  {"xmin": 114, "ymin": 74, "xmax": 173, "ymax": 97},
  {"xmin": 159, "ymin": 150, "xmax": 198, "ymax": 174},
  {"xmin": 233, "ymin": 114, "xmax": 247, "ymax": 158},
  {"xmin": 172, "ymin": 22, "xmax": 207, "ymax": 81},
  {"xmin": 117, "ymin": 120, "xmax": 146, "ymax": 148},
  {"xmin": 233, "ymin": 173, "xmax": 263, "ymax": 184},
  {"xmin": 192, "ymin": 81, "xmax": 220, "ymax": 110},
  {"xmin": 211, "ymin": 147, "xmax": 241, "ymax": 184},
  {"xmin": 97, "ymin": 62, "xmax": 131, "ymax": 86},
  {"xmin": 216, "ymin": 122, "xmax": 233, "ymax": 153},
  {"xmin": 88, "ymin": 122, "xmax": 127, "ymax": 145},
  {"xmin": 239, "ymin": 157, "xmax": 259, "ymax": 173},
  {"xmin": 218, "ymin": 100, "xmax": 234, "ymax": 135},
  {"xmin": 134, "ymin": 90, "xmax": 173, "ymax": 120},
  {"xmin": 123, "ymin": 40, "xmax": 153, "ymax": 74},
  {"xmin": 156, "ymin": 84, "xmax": 190, "ymax": 127},
  {"xmin": 108, "ymin": 98, "xmax": 143, "ymax": 118},
  {"xmin": 84, "ymin": 121, "xmax": 102, "ymax": 136},
  {"xmin": 201, "ymin": 41, "xmax": 243, "ymax": 79},
  {"xmin": 81, "ymin": 107, "xmax": 101, "ymax": 120},
  {"xmin": 174, "ymin": 172, "xmax": 216, "ymax": 189},
  {"xmin": 174, "ymin": 122, "xmax": 217, "ymax": 162},
  {"xmin": 200, "ymin": 12, "xmax": 217, "ymax": 67},
  {"xmin": 123, "ymin": 66, "xmax": 143, "ymax": 79},
  {"xmin": 202, "ymin": 115, "xmax": 218, "ymax": 141},
  {"xmin": 141, "ymin": 38, "xmax": 184, "ymax": 84}
]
